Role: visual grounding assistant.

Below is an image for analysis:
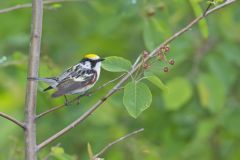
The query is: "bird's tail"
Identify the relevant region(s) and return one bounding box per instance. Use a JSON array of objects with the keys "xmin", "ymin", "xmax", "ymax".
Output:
[
  {"xmin": 28, "ymin": 77, "xmax": 58, "ymax": 89},
  {"xmin": 28, "ymin": 77, "xmax": 57, "ymax": 83}
]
